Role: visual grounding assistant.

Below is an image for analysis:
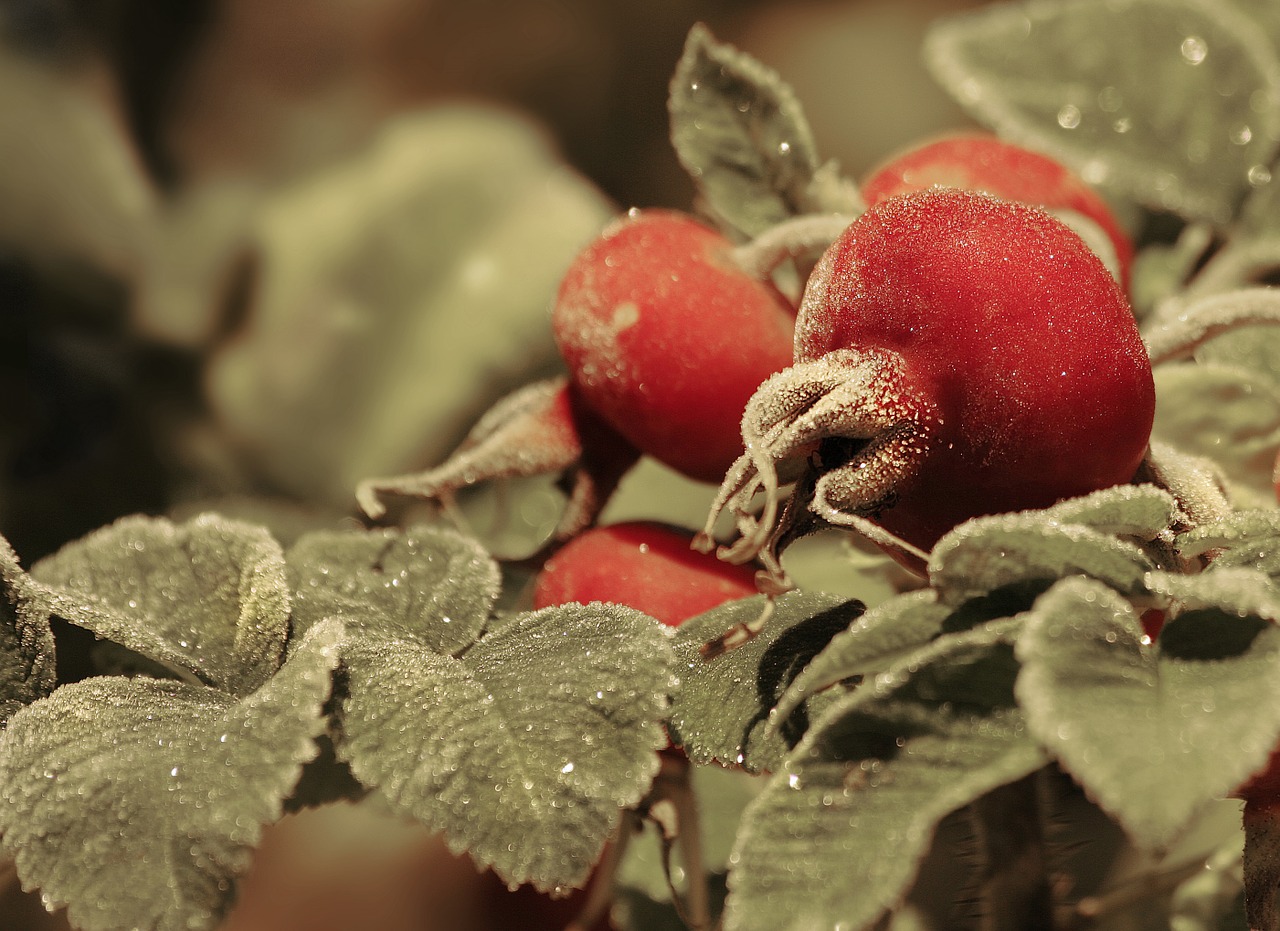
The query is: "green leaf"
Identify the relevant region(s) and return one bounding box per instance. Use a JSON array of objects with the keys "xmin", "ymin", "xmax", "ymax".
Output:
[
  {"xmin": 770, "ymin": 590, "xmax": 952, "ymax": 727},
  {"xmin": 337, "ymin": 603, "xmax": 676, "ymax": 892},
  {"xmin": 668, "ymin": 24, "xmax": 845, "ymax": 238},
  {"xmin": 723, "ymin": 624, "xmax": 1045, "ymax": 931},
  {"xmin": 924, "ymin": 0, "xmax": 1280, "ymax": 223},
  {"xmin": 1147, "ymin": 566, "xmax": 1280, "ymax": 621},
  {"xmin": 1177, "ymin": 509, "xmax": 1280, "ymax": 574},
  {"xmin": 666, "ymin": 592, "xmax": 862, "ymax": 774},
  {"xmin": 285, "ymin": 523, "xmax": 498, "ymax": 655},
  {"xmin": 1036, "ymin": 484, "xmax": 1182, "ymax": 538},
  {"xmin": 1153, "ymin": 362, "xmax": 1280, "ymax": 503},
  {"xmin": 31, "ymin": 513, "xmax": 291, "ymax": 696},
  {"xmin": 1016, "ymin": 577, "xmax": 1280, "ymax": 850},
  {"xmin": 929, "ymin": 512, "xmax": 1155, "ymax": 605},
  {"xmin": 0, "ymin": 619, "xmax": 343, "ymax": 931},
  {"xmin": 0, "ymin": 535, "xmax": 55, "ymax": 725}
]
